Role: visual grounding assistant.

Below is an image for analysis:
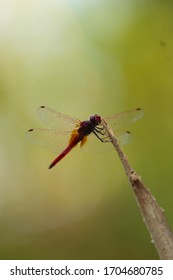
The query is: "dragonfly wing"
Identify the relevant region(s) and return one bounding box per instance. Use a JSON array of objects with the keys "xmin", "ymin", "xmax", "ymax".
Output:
[
  {"xmin": 105, "ymin": 108, "xmax": 144, "ymax": 132},
  {"xmin": 80, "ymin": 130, "xmax": 131, "ymax": 154},
  {"xmin": 37, "ymin": 106, "xmax": 81, "ymax": 130},
  {"xmin": 26, "ymin": 128, "xmax": 75, "ymax": 154},
  {"xmin": 80, "ymin": 133, "xmax": 112, "ymax": 154},
  {"xmin": 114, "ymin": 130, "xmax": 132, "ymax": 145}
]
